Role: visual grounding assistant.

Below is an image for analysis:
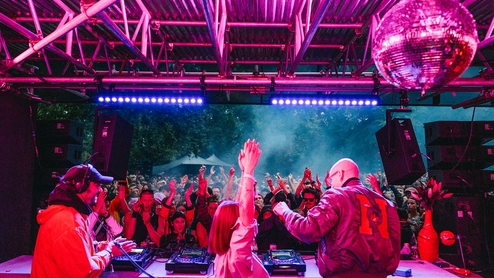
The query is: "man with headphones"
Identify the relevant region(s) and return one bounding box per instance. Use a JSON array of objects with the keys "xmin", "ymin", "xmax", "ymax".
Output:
[{"xmin": 31, "ymin": 164, "xmax": 136, "ymax": 278}]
